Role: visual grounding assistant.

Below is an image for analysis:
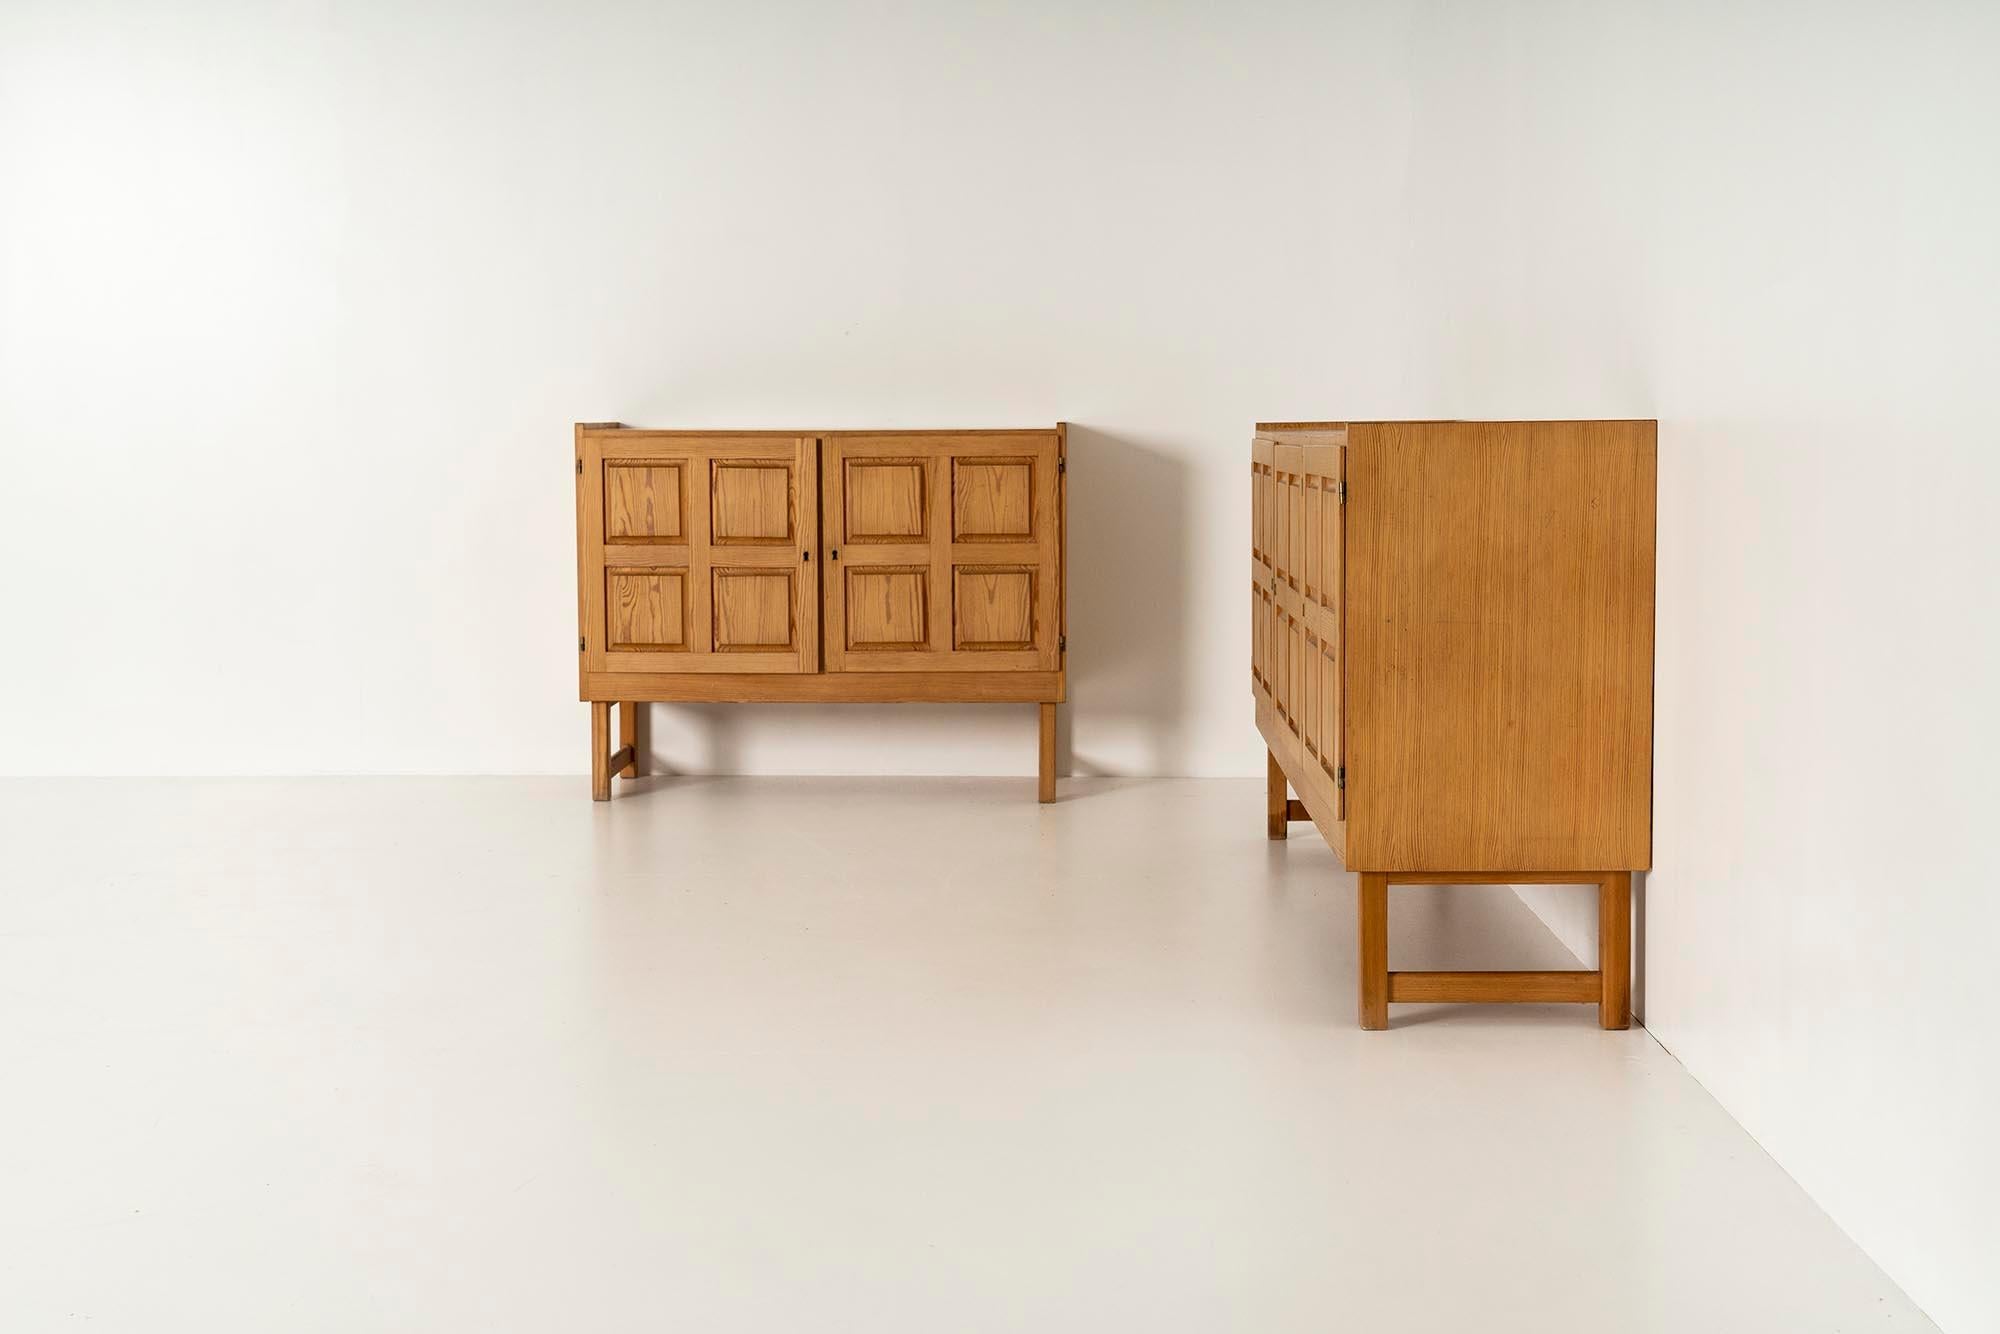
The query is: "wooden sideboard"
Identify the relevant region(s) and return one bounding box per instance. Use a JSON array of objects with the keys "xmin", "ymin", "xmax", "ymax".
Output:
[
  {"xmin": 1252, "ymin": 420, "xmax": 1656, "ymax": 1029},
  {"xmin": 577, "ymin": 424, "xmax": 1066, "ymax": 802}
]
